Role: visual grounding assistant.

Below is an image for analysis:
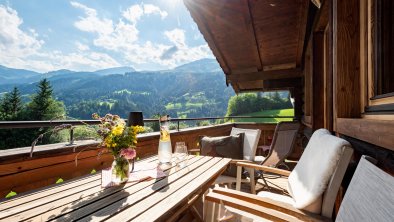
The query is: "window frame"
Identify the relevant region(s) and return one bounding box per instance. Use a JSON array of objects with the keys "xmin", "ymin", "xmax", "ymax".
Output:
[{"xmin": 361, "ymin": 0, "xmax": 394, "ymax": 115}]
